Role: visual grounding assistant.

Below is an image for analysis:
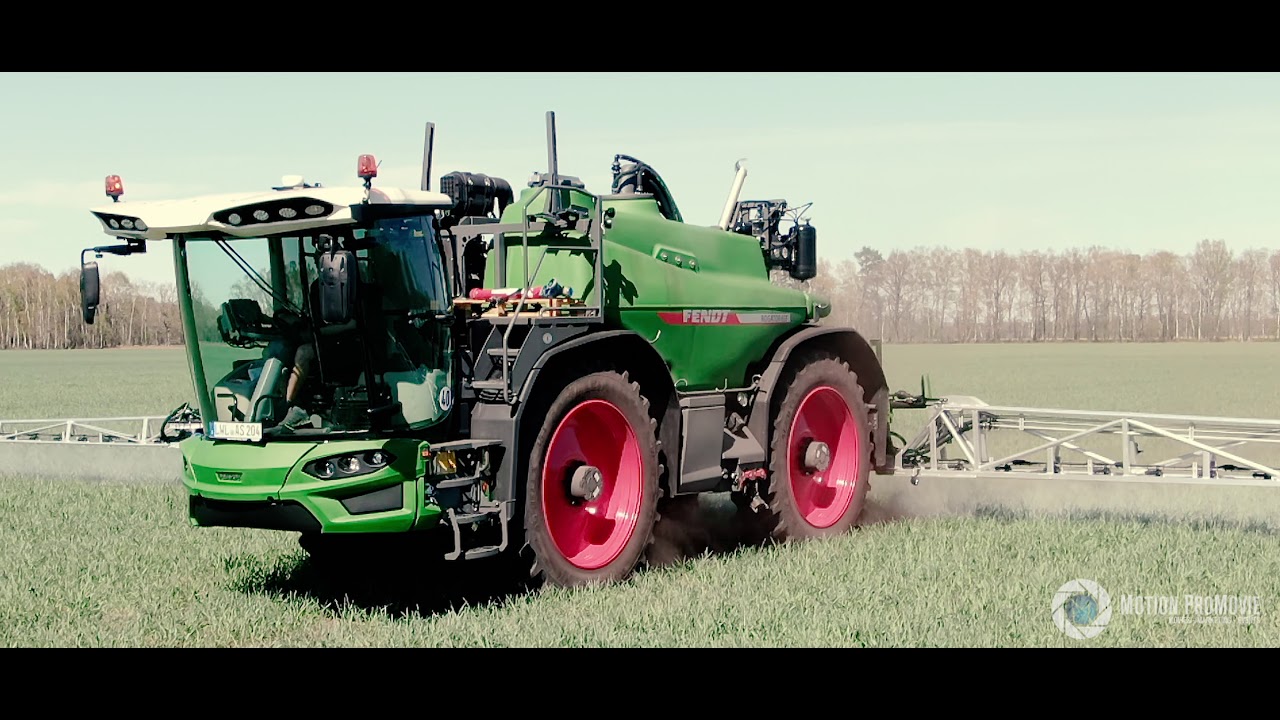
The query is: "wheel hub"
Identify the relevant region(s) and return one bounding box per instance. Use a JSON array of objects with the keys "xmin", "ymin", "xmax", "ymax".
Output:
[
  {"xmin": 569, "ymin": 464, "xmax": 604, "ymax": 501},
  {"xmin": 804, "ymin": 440, "xmax": 831, "ymax": 473}
]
